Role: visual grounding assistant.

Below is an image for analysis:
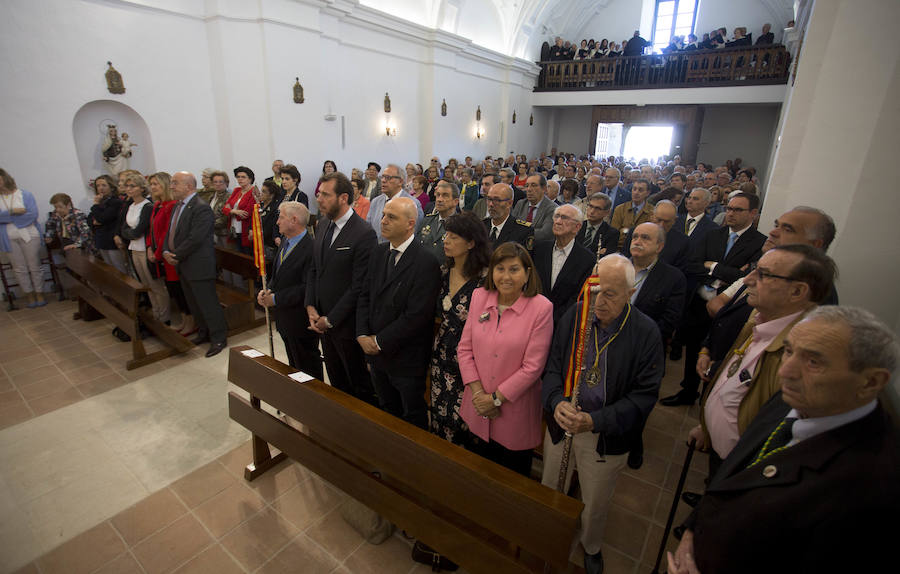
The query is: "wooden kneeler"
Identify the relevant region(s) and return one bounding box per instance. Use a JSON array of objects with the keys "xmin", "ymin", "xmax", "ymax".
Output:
[{"xmin": 227, "ymin": 346, "xmax": 584, "ymax": 574}]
